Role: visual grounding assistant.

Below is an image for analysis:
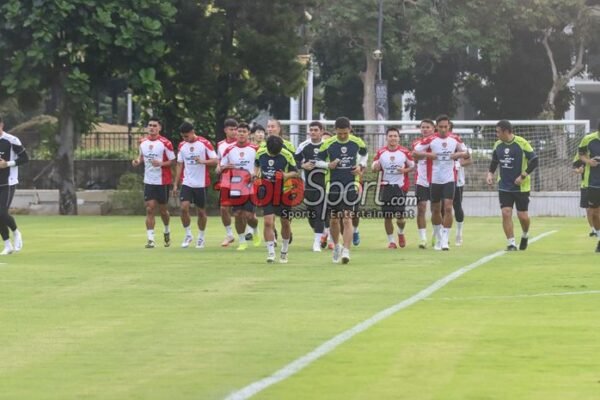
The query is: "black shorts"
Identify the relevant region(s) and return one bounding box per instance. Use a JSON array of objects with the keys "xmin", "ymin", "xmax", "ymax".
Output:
[
  {"xmin": 380, "ymin": 185, "xmax": 406, "ymax": 216},
  {"xmin": 430, "ymin": 182, "xmax": 455, "ymax": 203},
  {"xmin": 499, "ymin": 191, "xmax": 530, "ymax": 212},
  {"xmin": 580, "ymin": 188, "xmax": 589, "ymax": 208},
  {"xmin": 179, "ymin": 185, "xmax": 206, "ymax": 208},
  {"xmin": 416, "ymin": 184, "xmax": 430, "ymax": 203},
  {"xmin": 232, "ymin": 198, "xmax": 256, "ymax": 213},
  {"xmin": 0, "ymin": 185, "xmax": 16, "ymax": 211},
  {"xmin": 144, "ymin": 184, "xmax": 170, "ymax": 204},
  {"xmin": 327, "ymin": 189, "xmax": 359, "ymax": 215},
  {"xmin": 304, "ymin": 189, "xmax": 326, "ymax": 219},
  {"xmin": 263, "ymin": 204, "xmax": 292, "ymax": 218},
  {"xmin": 588, "ymin": 187, "xmax": 600, "ymax": 208}
]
